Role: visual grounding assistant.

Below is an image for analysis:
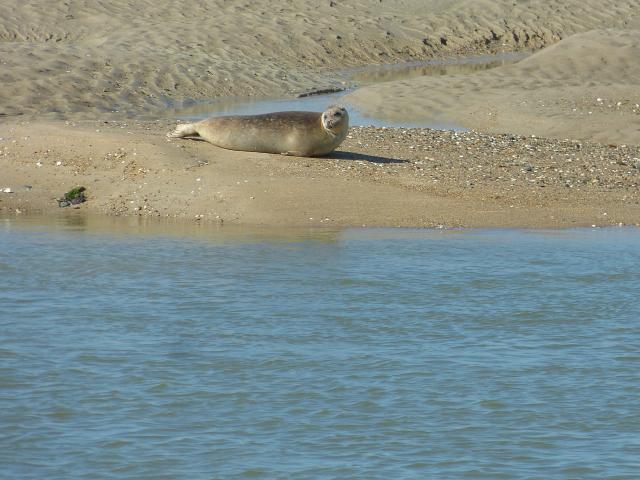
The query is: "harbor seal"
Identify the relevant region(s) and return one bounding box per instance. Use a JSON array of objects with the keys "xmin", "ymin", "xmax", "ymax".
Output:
[{"xmin": 168, "ymin": 105, "xmax": 349, "ymax": 157}]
